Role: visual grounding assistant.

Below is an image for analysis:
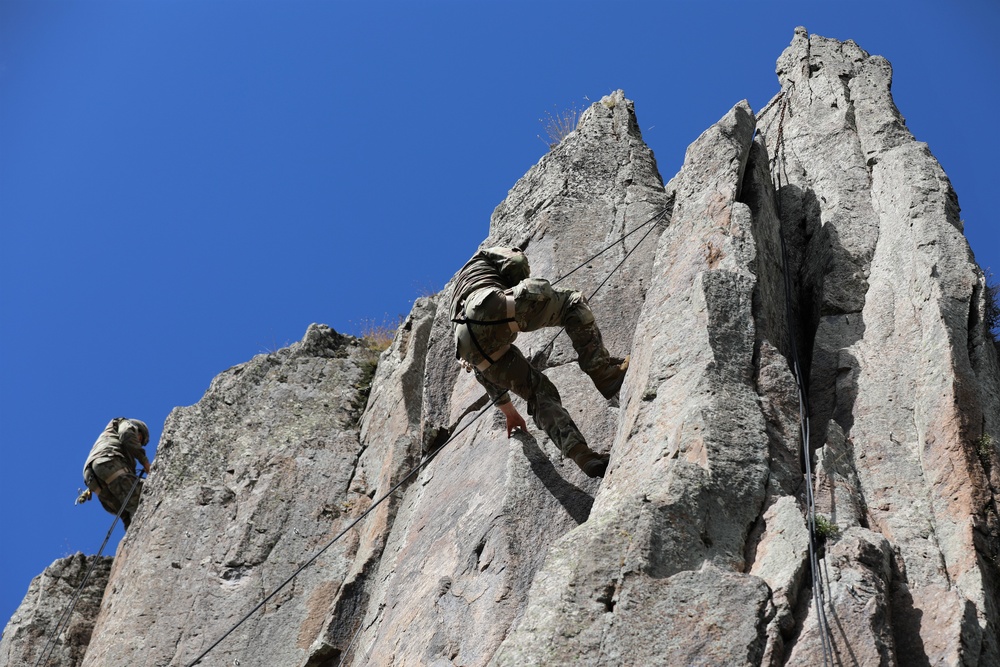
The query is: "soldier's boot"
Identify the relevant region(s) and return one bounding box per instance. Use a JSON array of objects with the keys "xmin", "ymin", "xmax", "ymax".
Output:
[
  {"xmin": 567, "ymin": 443, "xmax": 610, "ymax": 478},
  {"xmin": 589, "ymin": 355, "xmax": 631, "ymax": 399}
]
